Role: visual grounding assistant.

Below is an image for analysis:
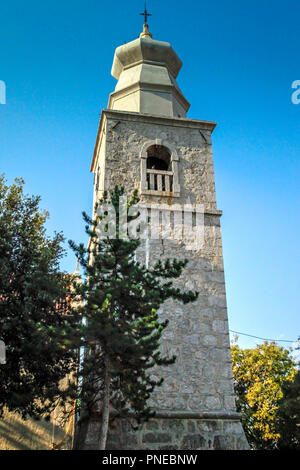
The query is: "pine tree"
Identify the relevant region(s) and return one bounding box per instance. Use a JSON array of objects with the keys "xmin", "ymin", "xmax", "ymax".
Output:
[
  {"xmin": 70, "ymin": 186, "xmax": 198, "ymax": 449},
  {"xmin": 0, "ymin": 175, "xmax": 80, "ymax": 419}
]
